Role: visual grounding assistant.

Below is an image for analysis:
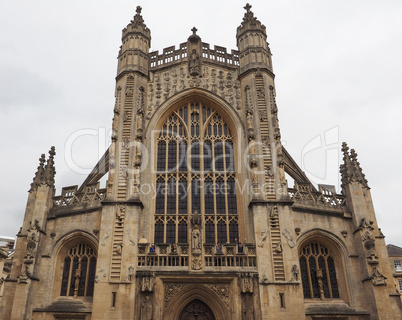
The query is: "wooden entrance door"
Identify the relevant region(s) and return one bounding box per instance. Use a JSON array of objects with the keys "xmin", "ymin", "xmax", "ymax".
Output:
[{"xmin": 179, "ymin": 299, "xmax": 216, "ymax": 320}]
